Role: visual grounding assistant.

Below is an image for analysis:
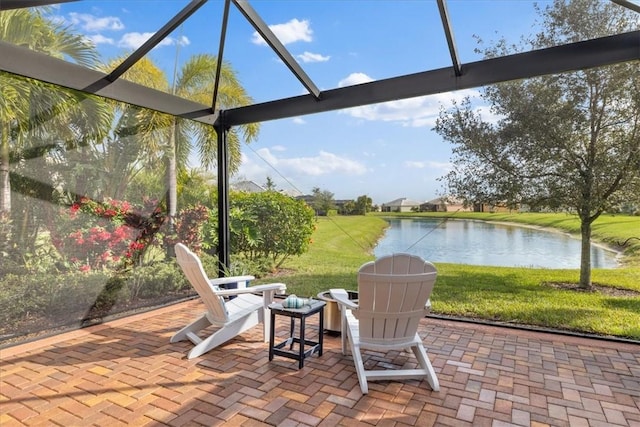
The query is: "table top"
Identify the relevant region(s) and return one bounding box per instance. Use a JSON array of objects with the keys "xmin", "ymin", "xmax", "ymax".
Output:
[{"xmin": 269, "ymin": 299, "xmax": 326, "ymax": 315}]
